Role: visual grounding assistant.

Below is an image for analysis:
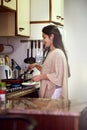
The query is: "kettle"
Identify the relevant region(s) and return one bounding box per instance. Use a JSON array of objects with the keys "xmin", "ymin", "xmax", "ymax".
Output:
[{"xmin": 0, "ymin": 65, "xmax": 12, "ymax": 79}]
